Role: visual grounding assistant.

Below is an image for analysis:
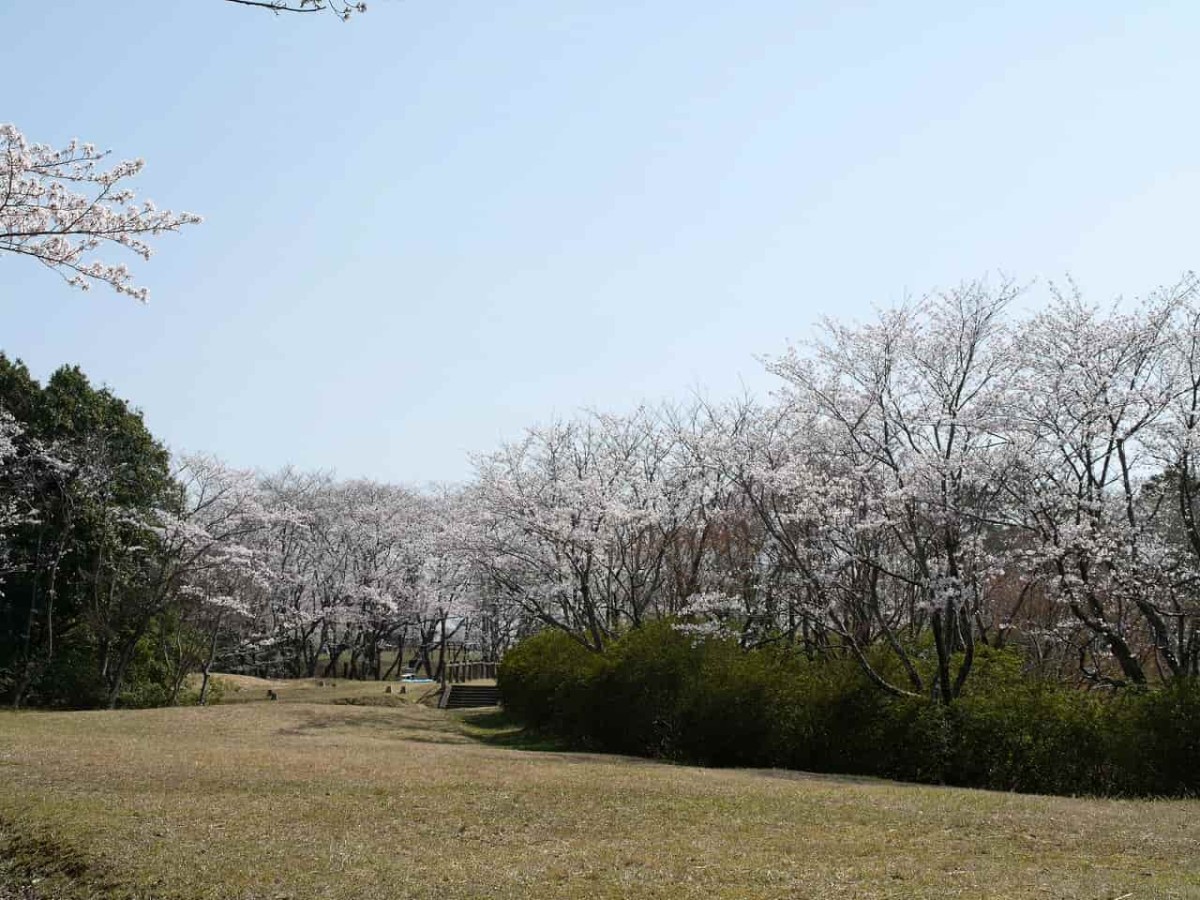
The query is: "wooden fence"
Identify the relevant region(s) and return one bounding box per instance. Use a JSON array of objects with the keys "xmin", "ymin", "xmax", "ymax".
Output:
[{"xmin": 444, "ymin": 661, "xmax": 499, "ymax": 683}]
